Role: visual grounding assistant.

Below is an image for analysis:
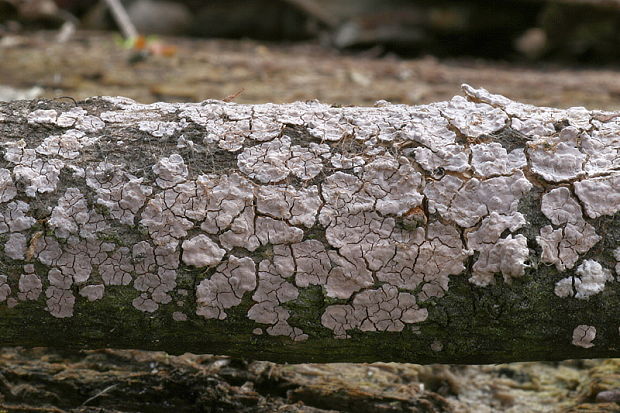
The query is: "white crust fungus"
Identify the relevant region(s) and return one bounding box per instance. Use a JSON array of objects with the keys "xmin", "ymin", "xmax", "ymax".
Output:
[
  {"xmin": 321, "ymin": 284, "xmax": 428, "ymax": 339},
  {"xmin": 0, "ymin": 201, "xmax": 36, "ymax": 233},
  {"xmin": 0, "ymin": 275, "xmax": 11, "ymax": 302},
  {"xmin": 139, "ymin": 119, "xmax": 187, "ymax": 138},
  {"xmin": 237, "ymin": 136, "xmax": 292, "ymax": 183},
  {"xmin": 199, "ymin": 173, "xmax": 254, "ymax": 234},
  {"xmin": 79, "ymin": 284, "xmax": 105, "ymax": 301},
  {"xmin": 471, "ymin": 143, "xmax": 527, "ymax": 177},
  {"xmin": 153, "ymin": 154, "xmax": 188, "ymax": 189},
  {"xmin": 0, "ymin": 168, "xmax": 17, "ymax": 203},
  {"xmin": 86, "ymin": 162, "xmax": 152, "ymax": 225},
  {"xmin": 412, "ymin": 145, "xmax": 470, "ymax": 173},
  {"xmin": 18, "ymin": 265, "xmax": 42, "ymax": 301},
  {"xmin": 291, "ymin": 240, "xmax": 331, "ymax": 288},
  {"xmin": 36, "ymin": 129, "xmax": 97, "ymax": 159},
  {"xmin": 256, "ymin": 185, "xmax": 321, "ymax": 228},
  {"xmin": 5, "ymin": 140, "xmax": 65, "ymax": 197},
  {"xmin": 527, "ymin": 127, "xmax": 586, "ymax": 182},
  {"xmin": 425, "ymin": 170, "xmax": 532, "ymax": 228},
  {"xmin": 196, "ymin": 255, "xmax": 256, "ymax": 320},
  {"xmin": 572, "ymin": 325, "xmax": 596, "ymax": 348},
  {"xmin": 140, "ymin": 194, "xmax": 194, "ymax": 248},
  {"xmin": 49, "ymin": 188, "xmax": 107, "ymax": 239},
  {"xmin": 181, "ymin": 234, "xmax": 225, "ymax": 268},
  {"xmin": 583, "ymin": 119, "xmax": 620, "ymax": 174},
  {"xmin": 573, "ymin": 174, "xmax": 620, "ymax": 219},
  {"xmin": 537, "ymin": 187, "xmax": 601, "ymax": 271},
  {"xmin": 247, "ymin": 259, "xmax": 307, "ymax": 341},
  {"xmin": 172, "ymin": 311, "xmax": 188, "ymax": 321},
  {"xmin": 4, "ymin": 232, "xmax": 27, "ymax": 260},
  {"xmin": 131, "ymin": 243, "xmax": 179, "ymax": 312},
  {"xmin": 439, "ymin": 95, "xmax": 508, "ymax": 138},
  {"xmin": 555, "ymin": 260, "xmax": 613, "ymax": 299}
]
